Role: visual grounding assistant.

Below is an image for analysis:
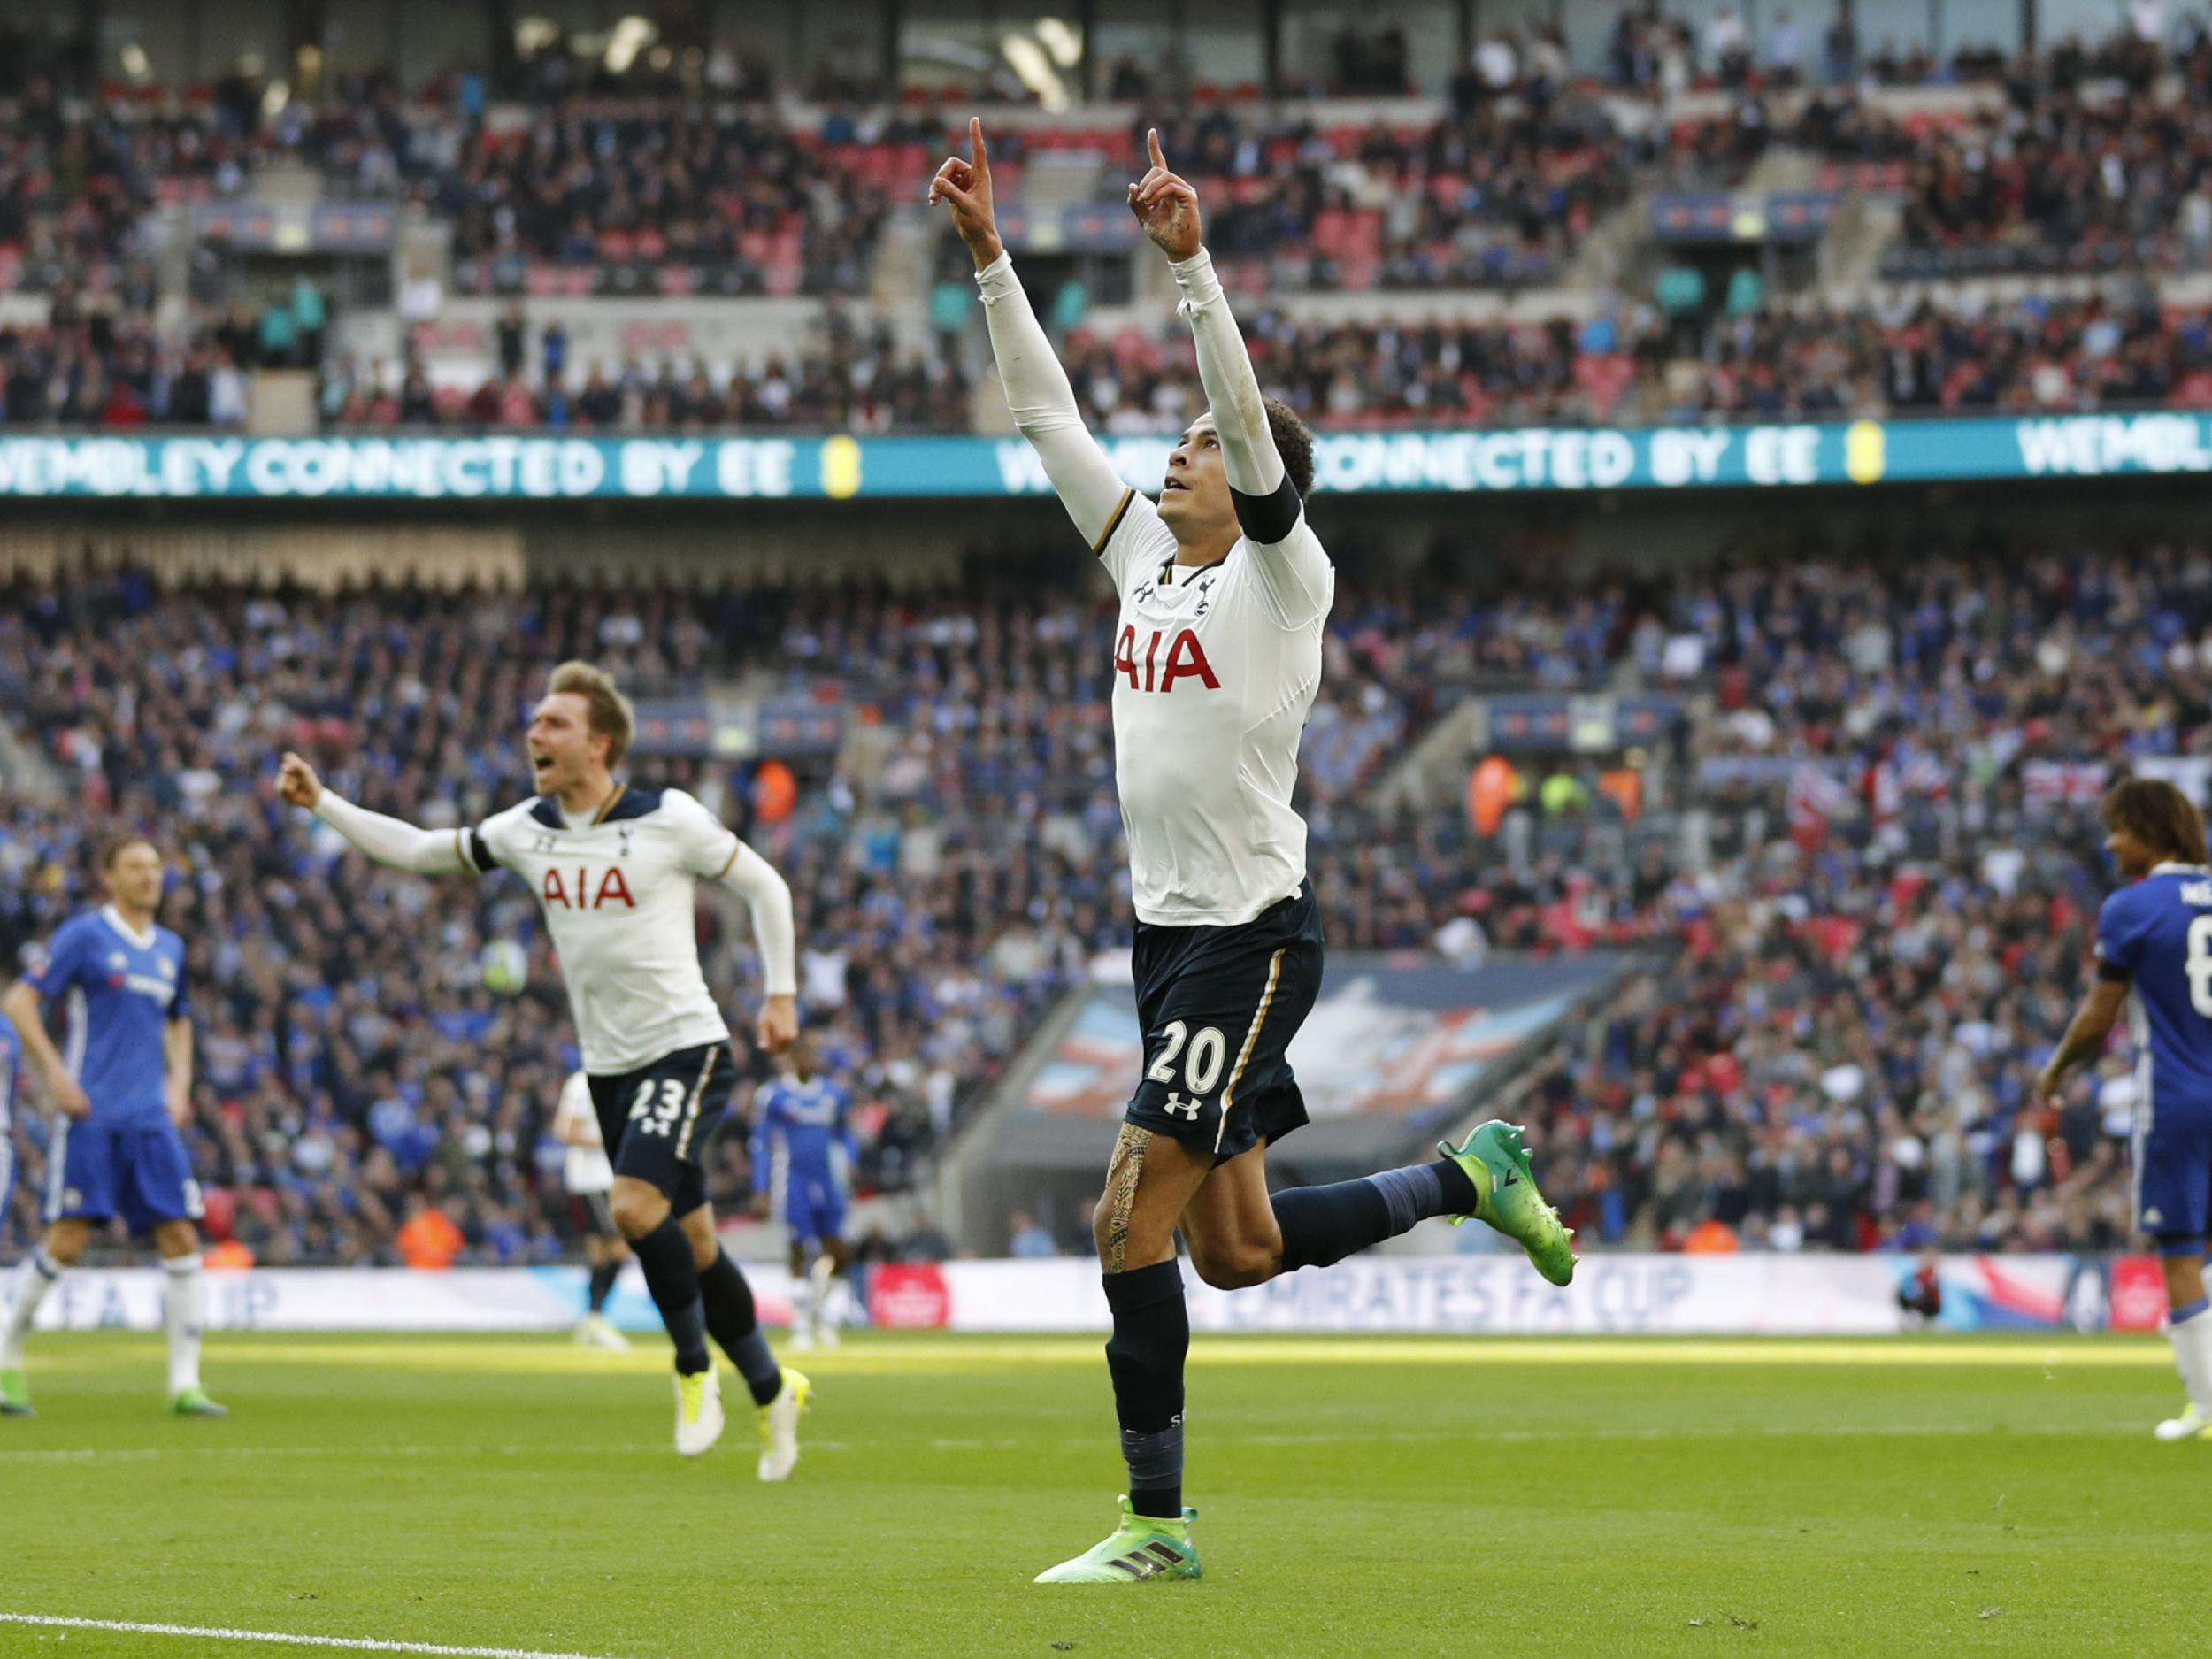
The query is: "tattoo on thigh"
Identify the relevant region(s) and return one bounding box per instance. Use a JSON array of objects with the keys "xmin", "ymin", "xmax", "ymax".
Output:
[{"xmin": 1102, "ymin": 1124, "xmax": 1154, "ymax": 1274}]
